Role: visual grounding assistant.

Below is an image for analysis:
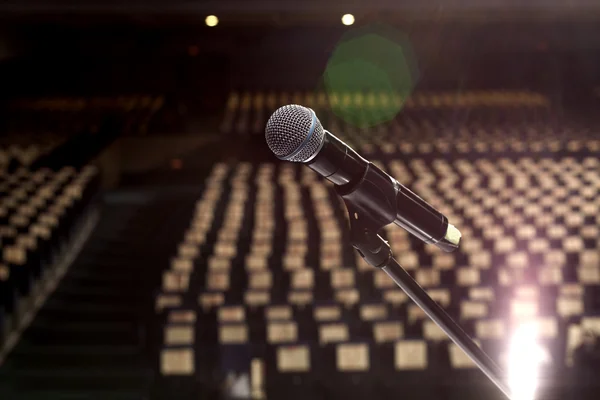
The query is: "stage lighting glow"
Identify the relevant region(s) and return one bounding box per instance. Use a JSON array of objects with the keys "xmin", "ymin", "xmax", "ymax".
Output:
[
  {"xmin": 205, "ymin": 15, "xmax": 219, "ymax": 27},
  {"xmin": 507, "ymin": 323, "xmax": 548, "ymax": 400},
  {"xmin": 341, "ymin": 14, "xmax": 355, "ymax": 26}
]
